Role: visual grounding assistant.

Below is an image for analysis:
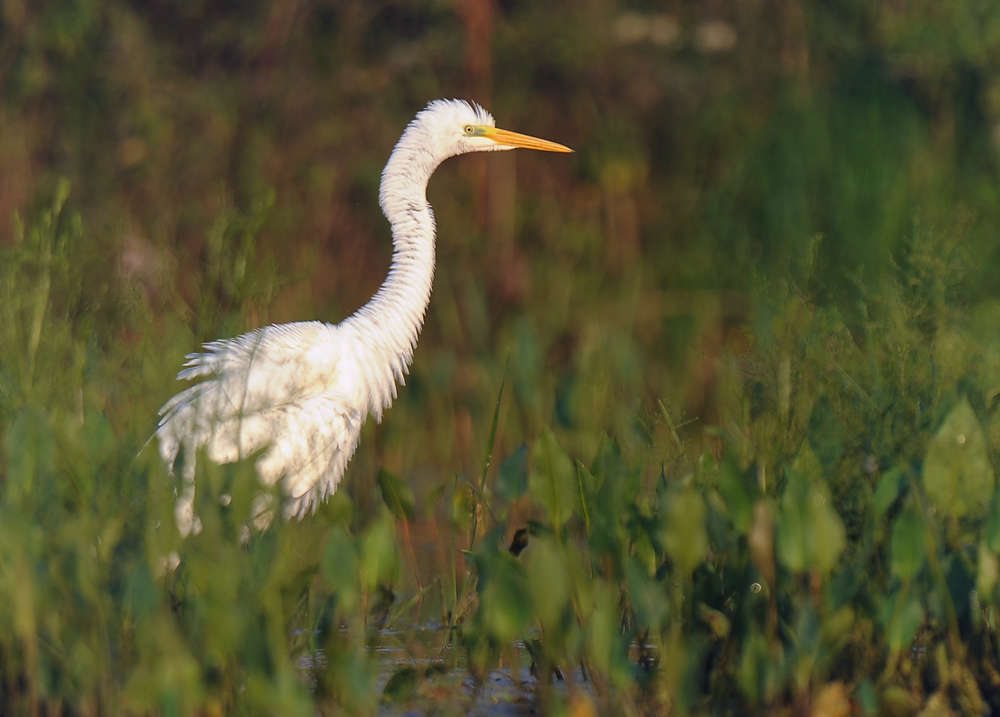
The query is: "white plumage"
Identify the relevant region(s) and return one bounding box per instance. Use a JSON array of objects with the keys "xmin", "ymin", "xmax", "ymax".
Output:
[{"xmin": 157, "ymin": 99, "xmax": 571, "ymax": 534}]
